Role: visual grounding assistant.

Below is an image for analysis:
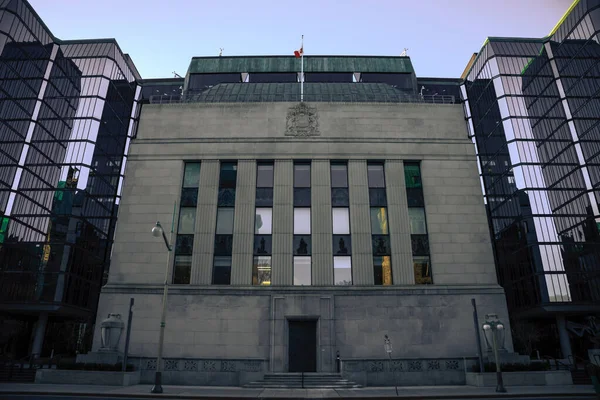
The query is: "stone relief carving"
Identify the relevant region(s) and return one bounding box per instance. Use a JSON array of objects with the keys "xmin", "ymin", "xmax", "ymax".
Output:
[
  {"xmin": 221, "ymin": 361, "xmax": 236, "ymax": 372},
  {"xmin": 285, "ymin": 102, "xmax": 320, "ymax": 137}
]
